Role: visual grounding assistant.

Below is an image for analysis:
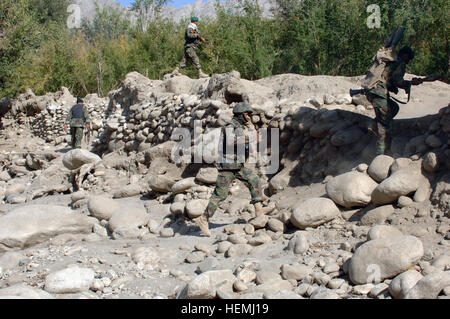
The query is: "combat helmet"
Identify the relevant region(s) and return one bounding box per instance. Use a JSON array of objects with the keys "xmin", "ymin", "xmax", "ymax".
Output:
[{"xmin": 233, "ymin": 102, "xmax": 253, "ymax": 115}]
